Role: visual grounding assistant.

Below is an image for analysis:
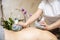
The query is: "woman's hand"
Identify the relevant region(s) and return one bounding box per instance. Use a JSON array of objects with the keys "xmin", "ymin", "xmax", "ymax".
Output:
[
  {"xmin": 40, "ymin": 20, "xmax": 60, "ymax": 30},
  {"xmin": 17, "ymin": 22, "xmax": 27, "ymax": 28},
  {"xmin": 39, "ymin": 21, "xmax": 54, "ymax": 30}
]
